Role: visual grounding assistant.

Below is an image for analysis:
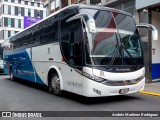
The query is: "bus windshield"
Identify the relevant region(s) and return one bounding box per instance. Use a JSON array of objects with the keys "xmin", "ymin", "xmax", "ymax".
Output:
[{"xmin": 80, "ymin": 9, "xmax": 143, "ymax": 67}]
